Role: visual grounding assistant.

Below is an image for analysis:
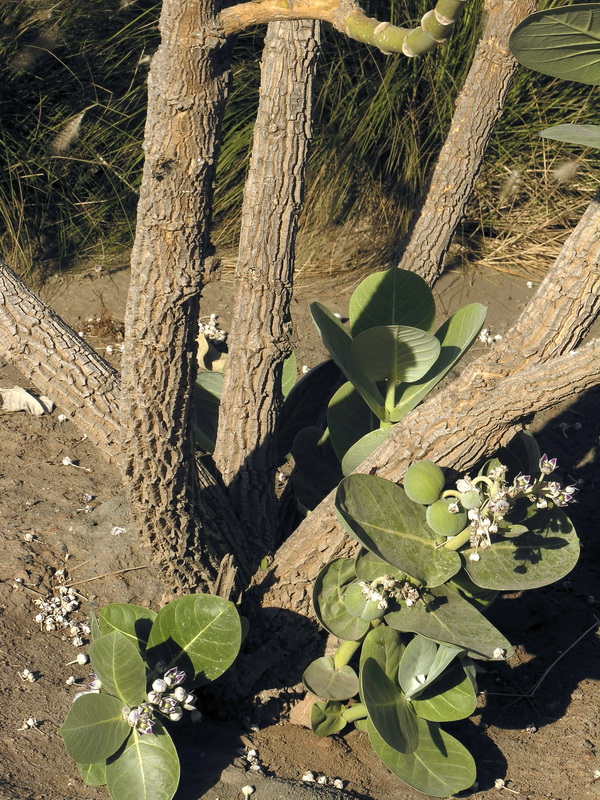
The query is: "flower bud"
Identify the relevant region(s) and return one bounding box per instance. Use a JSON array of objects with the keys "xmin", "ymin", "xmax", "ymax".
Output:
[
  {"xmin": 173, "ymin": 686, "xmax": 187, "ymax": 702},
  {"xmin": 169, "ymin": 709, "xmax": 183, "ymax": 722},
  {"xmin": 152, "ymin": 678, "xmax": 167, "ymax": 693}
]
